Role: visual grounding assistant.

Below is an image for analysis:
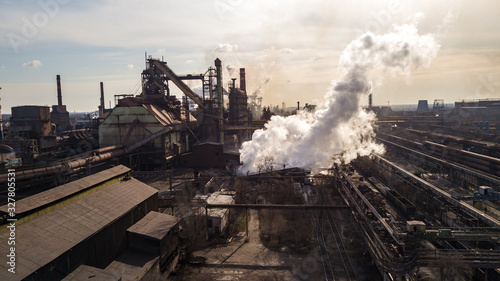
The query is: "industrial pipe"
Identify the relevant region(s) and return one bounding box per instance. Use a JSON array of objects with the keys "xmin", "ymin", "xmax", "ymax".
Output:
[{"xmin": 0, "ymin": 125, "xmax": 181, "ymax": 184}]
